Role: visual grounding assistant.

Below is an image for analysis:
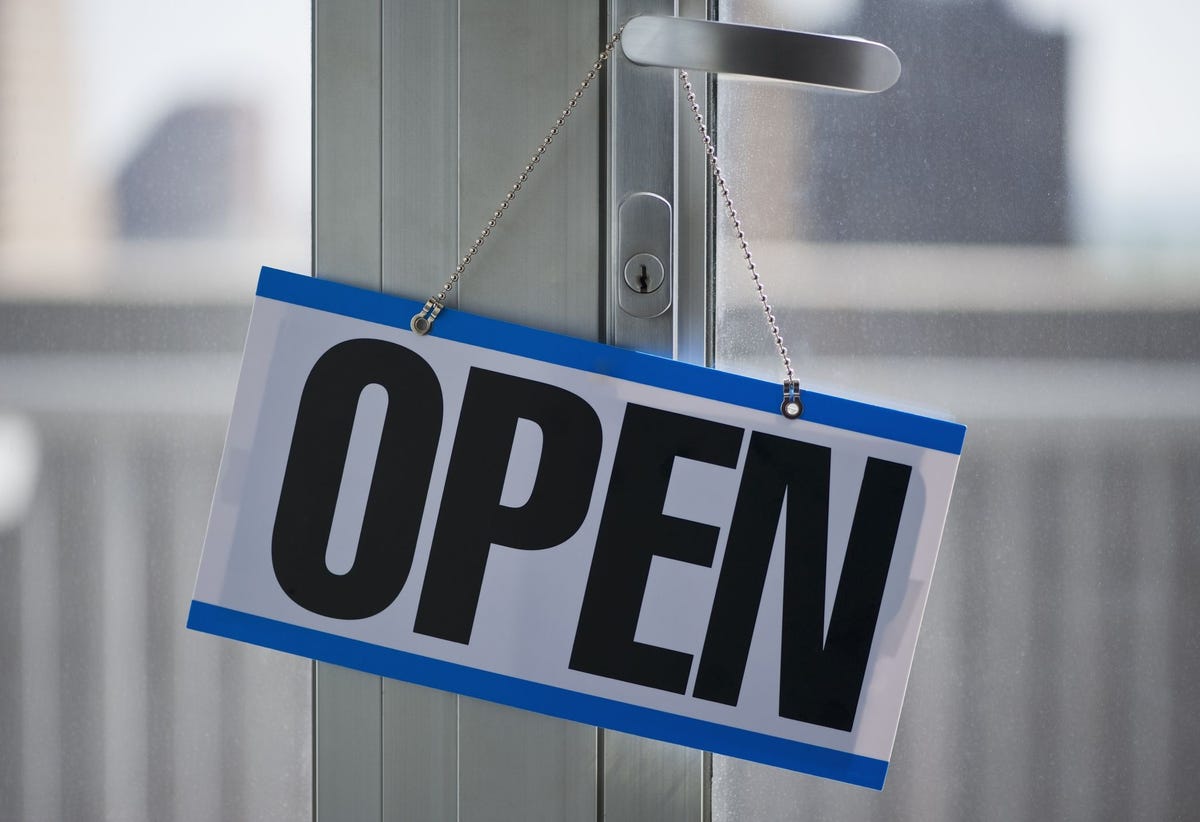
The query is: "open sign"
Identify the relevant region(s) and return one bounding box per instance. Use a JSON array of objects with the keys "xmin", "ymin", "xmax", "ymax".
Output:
[{"xmin": 189, "ymin": 268, "xmax": 964, "ymax": 789}]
